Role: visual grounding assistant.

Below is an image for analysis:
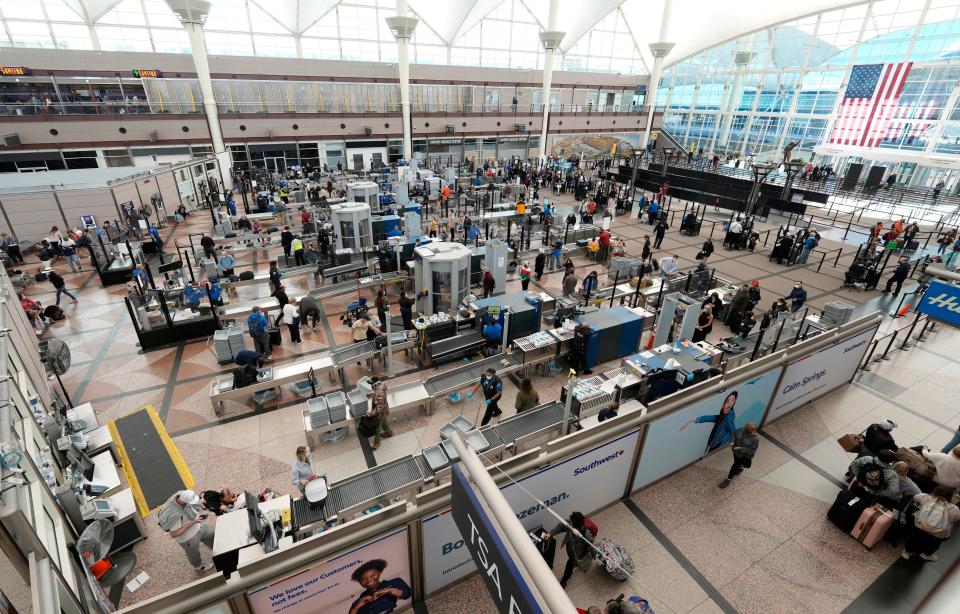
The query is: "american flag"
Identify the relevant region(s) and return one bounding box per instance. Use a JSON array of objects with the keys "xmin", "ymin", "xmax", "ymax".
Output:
[{"xmin": 829, "ymin": 63, "xmax": 913, "ymax": 147}]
